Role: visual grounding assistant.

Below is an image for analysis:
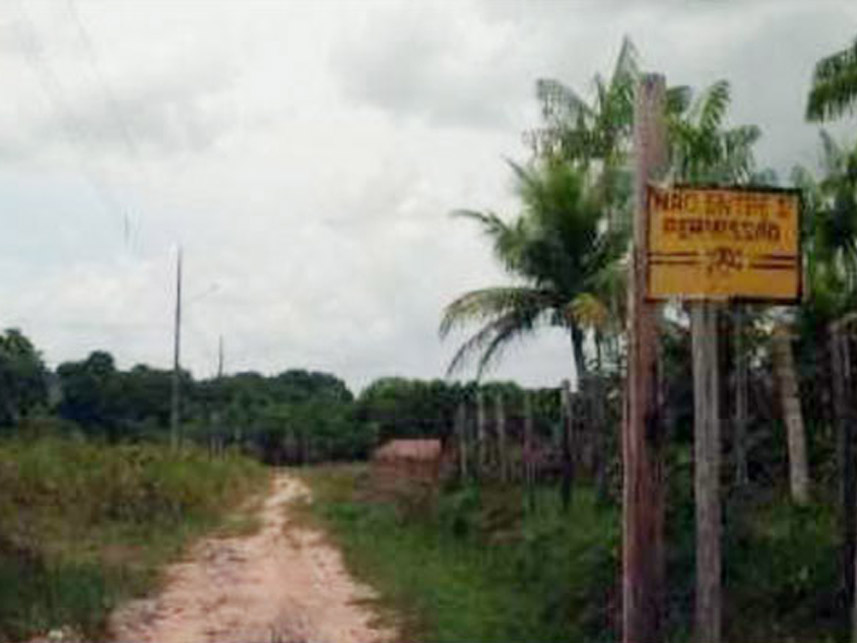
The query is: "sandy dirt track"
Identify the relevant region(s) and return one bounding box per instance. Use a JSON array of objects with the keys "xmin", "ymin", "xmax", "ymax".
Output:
[{"xmin": 108, "ymin": 473, "xmax": 394, "ymax": 643}]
